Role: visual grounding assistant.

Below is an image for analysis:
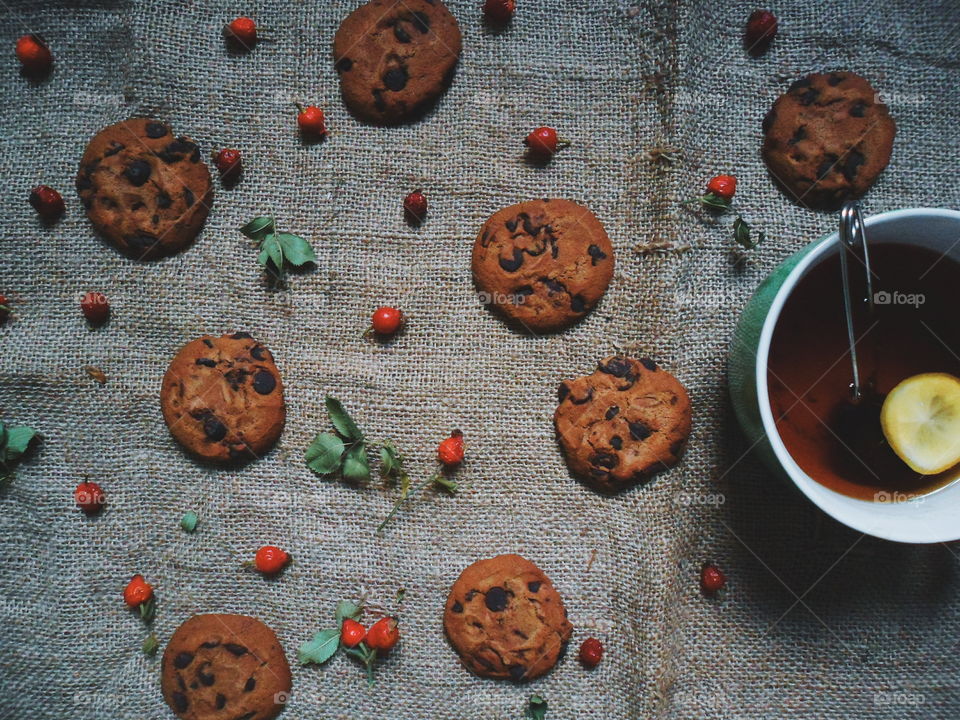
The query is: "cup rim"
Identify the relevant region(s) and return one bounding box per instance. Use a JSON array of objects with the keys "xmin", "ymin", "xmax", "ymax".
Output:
[{"xmin": 754, "ymin": 207, "xmax": 960, "ymax": 543}]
